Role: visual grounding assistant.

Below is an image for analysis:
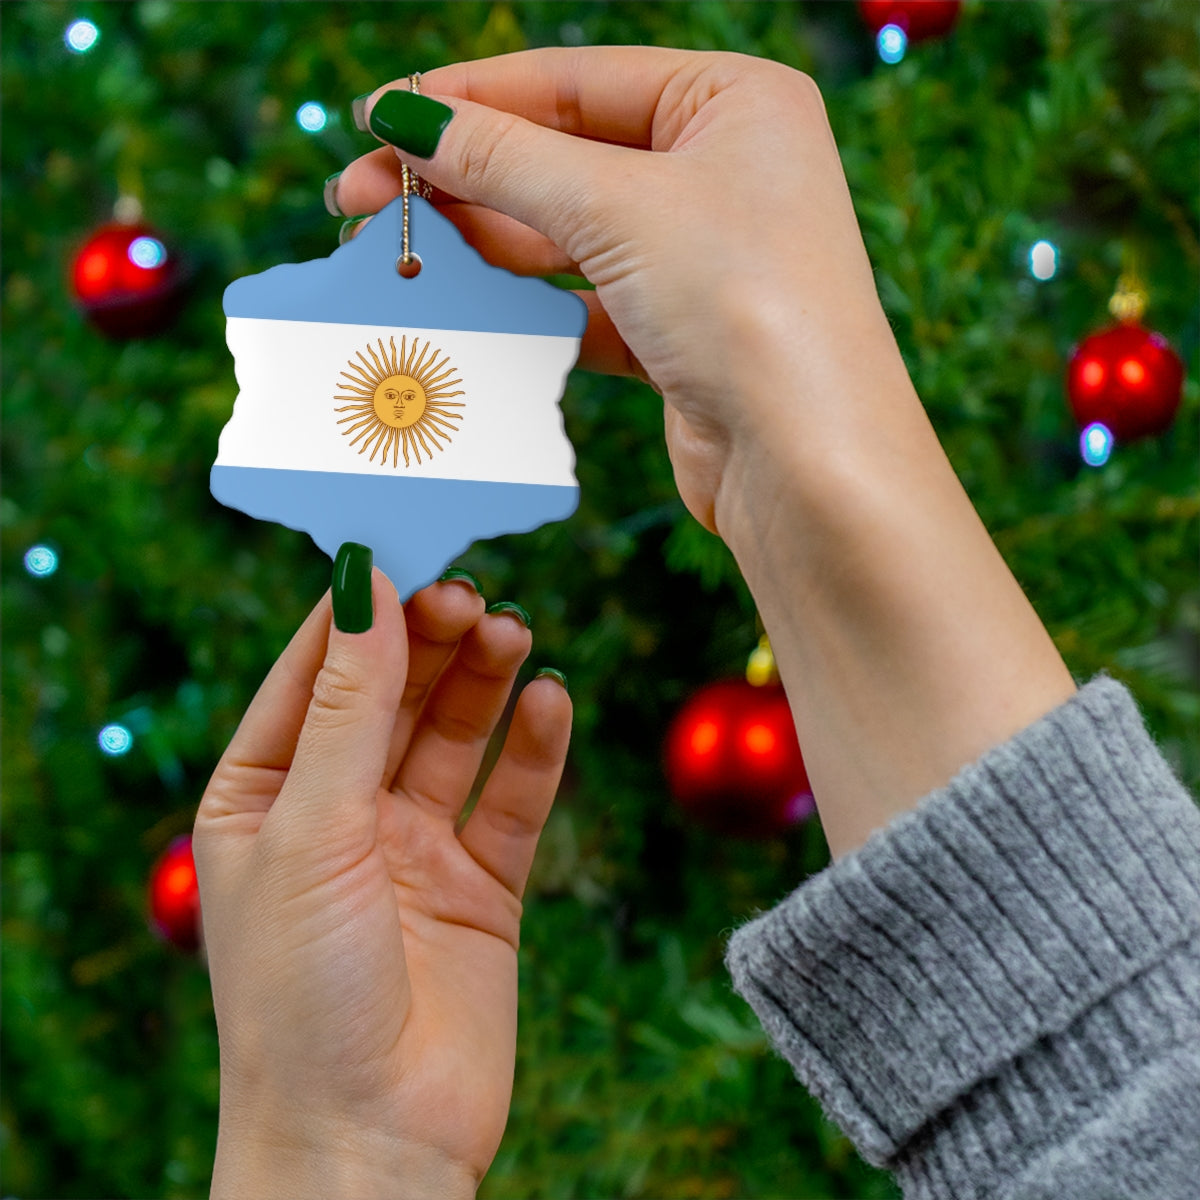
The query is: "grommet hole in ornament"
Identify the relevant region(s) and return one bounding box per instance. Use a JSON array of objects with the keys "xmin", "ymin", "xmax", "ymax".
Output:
[{"xmin": 396, "ymin": 253, "xmax": 422, "ymax": 279}]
